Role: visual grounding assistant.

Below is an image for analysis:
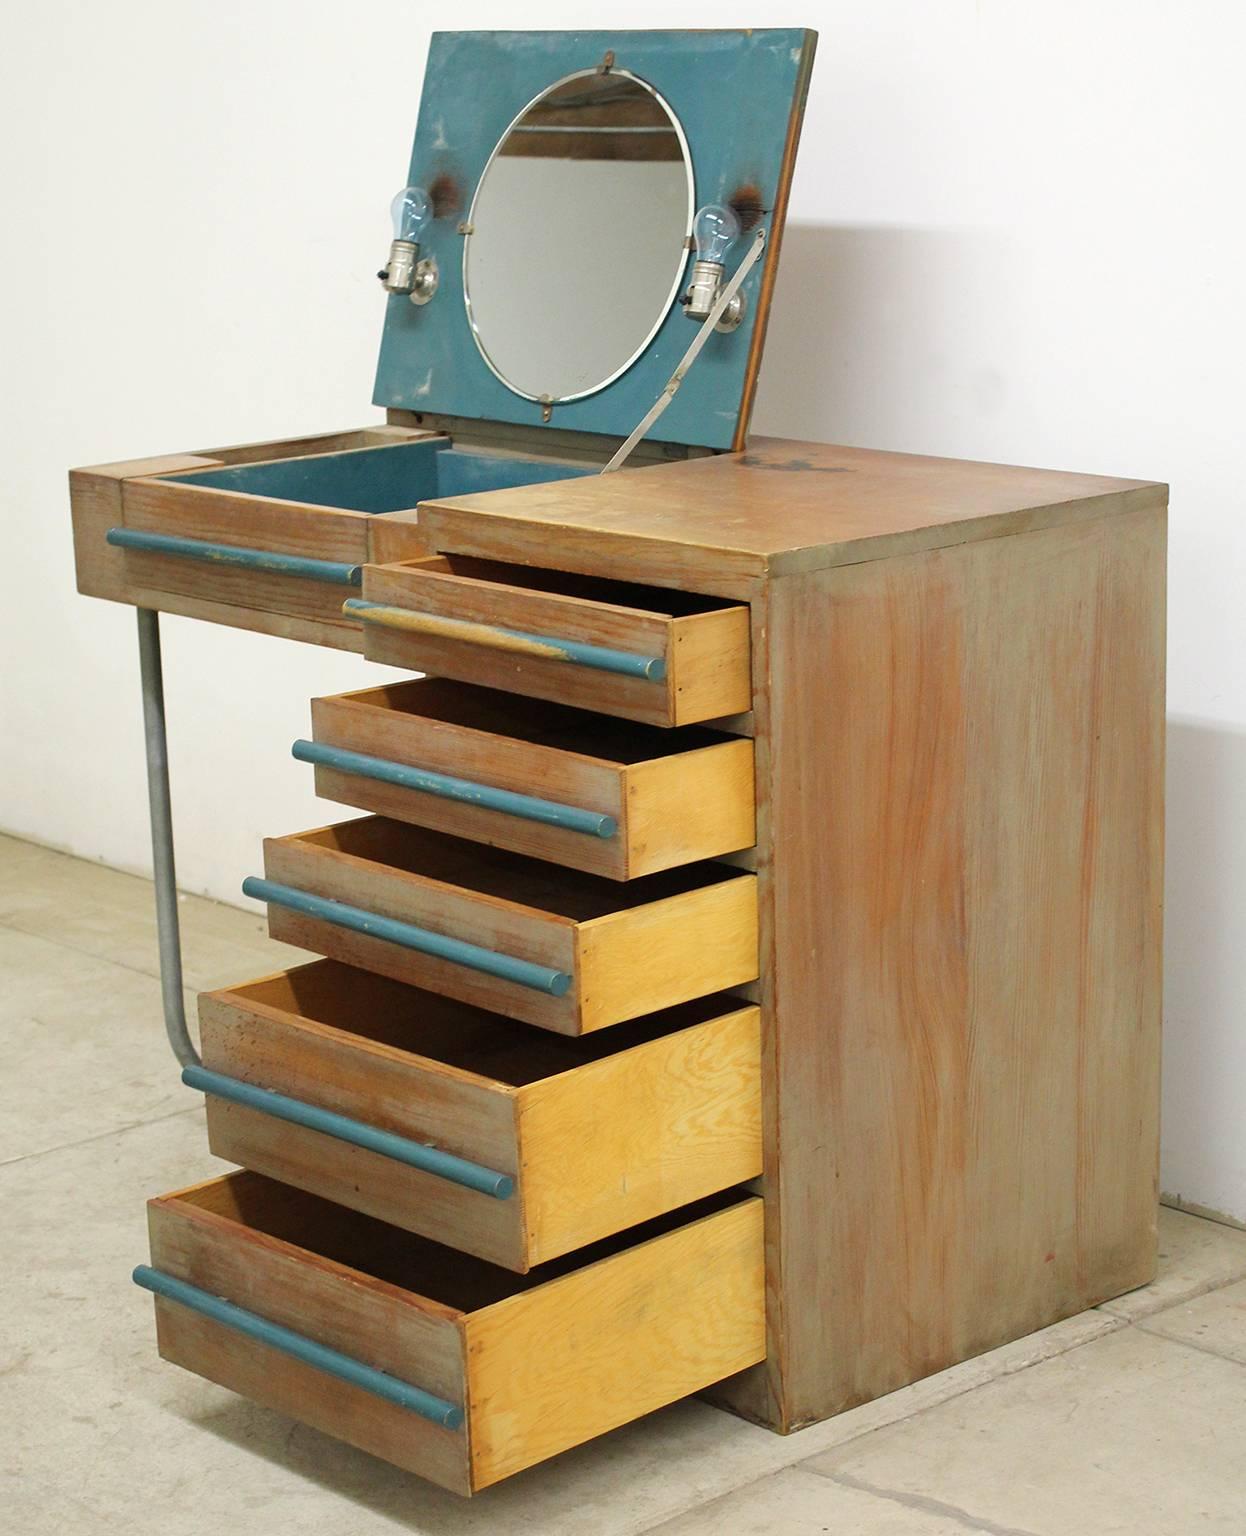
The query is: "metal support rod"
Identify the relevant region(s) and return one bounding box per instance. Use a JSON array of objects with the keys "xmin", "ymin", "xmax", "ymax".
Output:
[{"xmin": 136, "ymin": 608, "xmax": 200, "ymax": 1068}]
